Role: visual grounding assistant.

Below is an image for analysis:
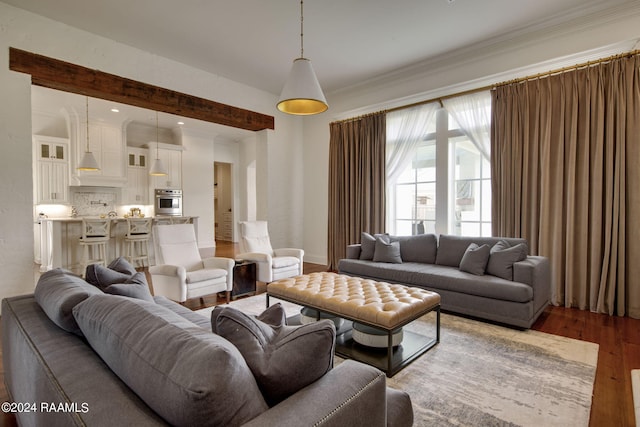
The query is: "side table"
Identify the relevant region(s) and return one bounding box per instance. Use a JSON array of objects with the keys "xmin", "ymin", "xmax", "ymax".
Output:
[{"xmin": 232, "ymin": 260, "xmax": 256, "ymax": 300}]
